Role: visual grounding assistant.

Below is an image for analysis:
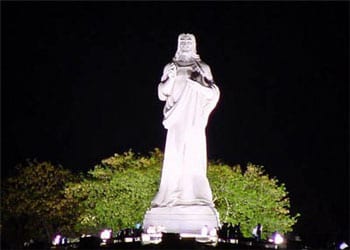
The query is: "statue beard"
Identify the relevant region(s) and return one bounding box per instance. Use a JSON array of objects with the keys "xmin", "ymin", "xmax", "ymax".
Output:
[{"xmin": 177, "ymin": 51, "xmax": 194, "ymax": 62}]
